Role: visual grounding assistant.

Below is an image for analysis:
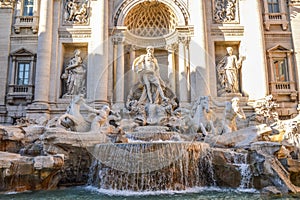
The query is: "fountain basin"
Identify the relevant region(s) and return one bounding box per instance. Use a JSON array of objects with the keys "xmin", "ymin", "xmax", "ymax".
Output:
[{"xmin": 88, "ymin": 142, "xmax": 215, "ymax": 191}]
